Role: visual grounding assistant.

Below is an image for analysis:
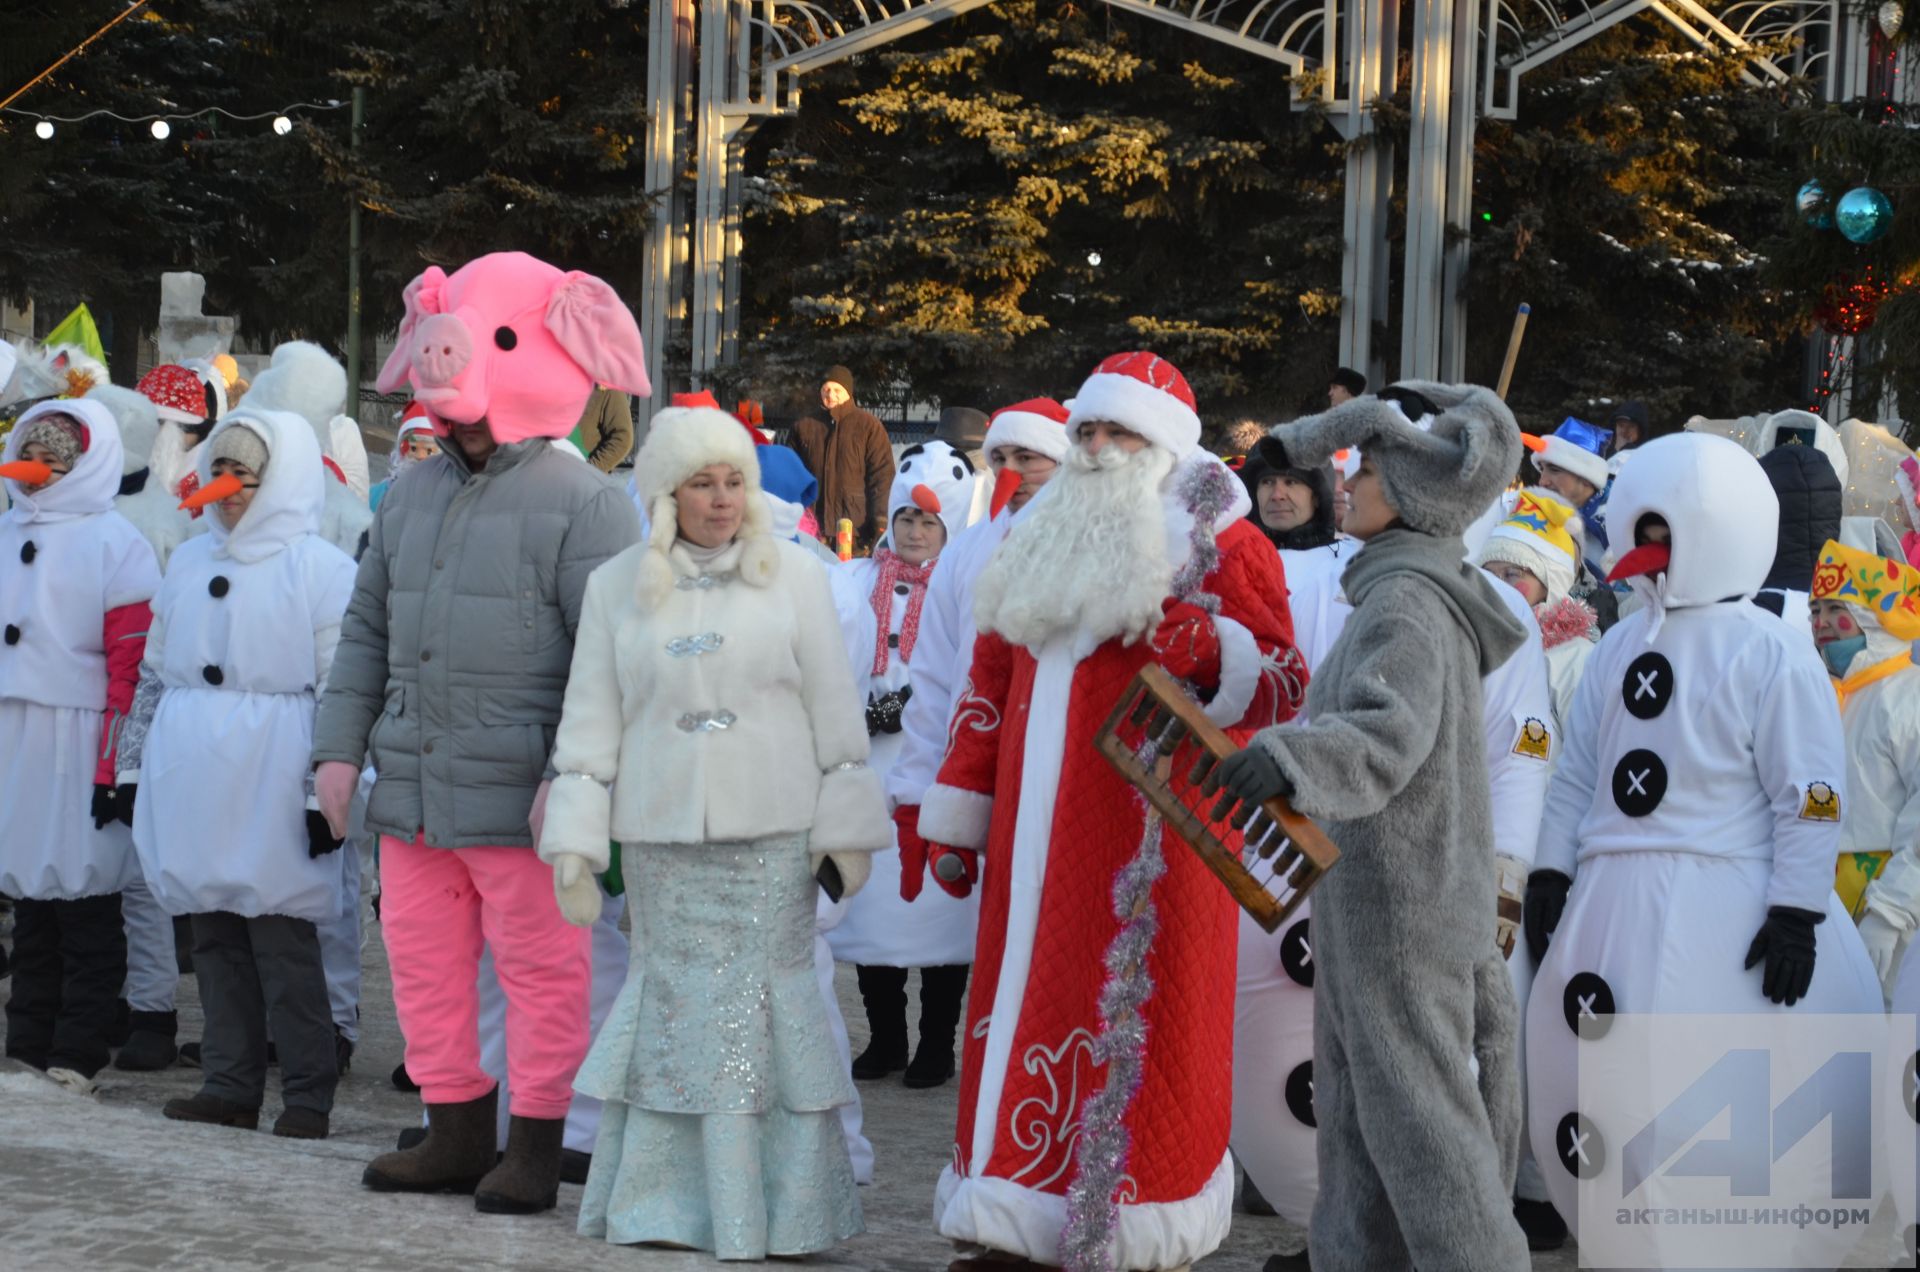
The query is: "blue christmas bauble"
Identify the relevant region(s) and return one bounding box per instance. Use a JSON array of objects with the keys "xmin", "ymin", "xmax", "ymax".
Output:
[
  {"xmin": 1797, "ymin": 179, "xmax": 1833, "ymax": 229},
  {"xmin": 1836, "ymin": 186, "xmax": 1894, "ymax": 244}
]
